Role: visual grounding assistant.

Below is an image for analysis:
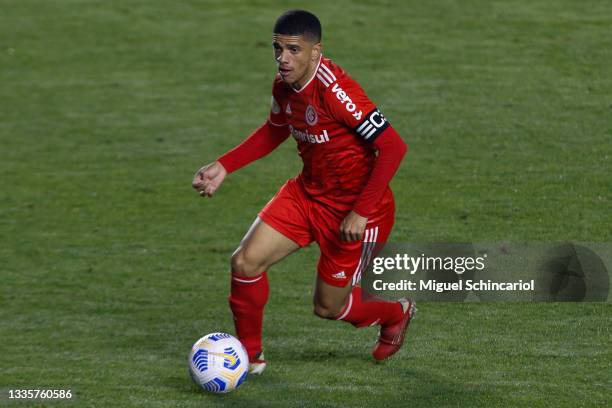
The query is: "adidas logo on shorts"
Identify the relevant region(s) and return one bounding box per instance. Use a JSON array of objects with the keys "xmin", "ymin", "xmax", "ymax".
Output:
[{"xmin": 331, "ymin": 271, "xmax": 346, "ymax": 279}]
